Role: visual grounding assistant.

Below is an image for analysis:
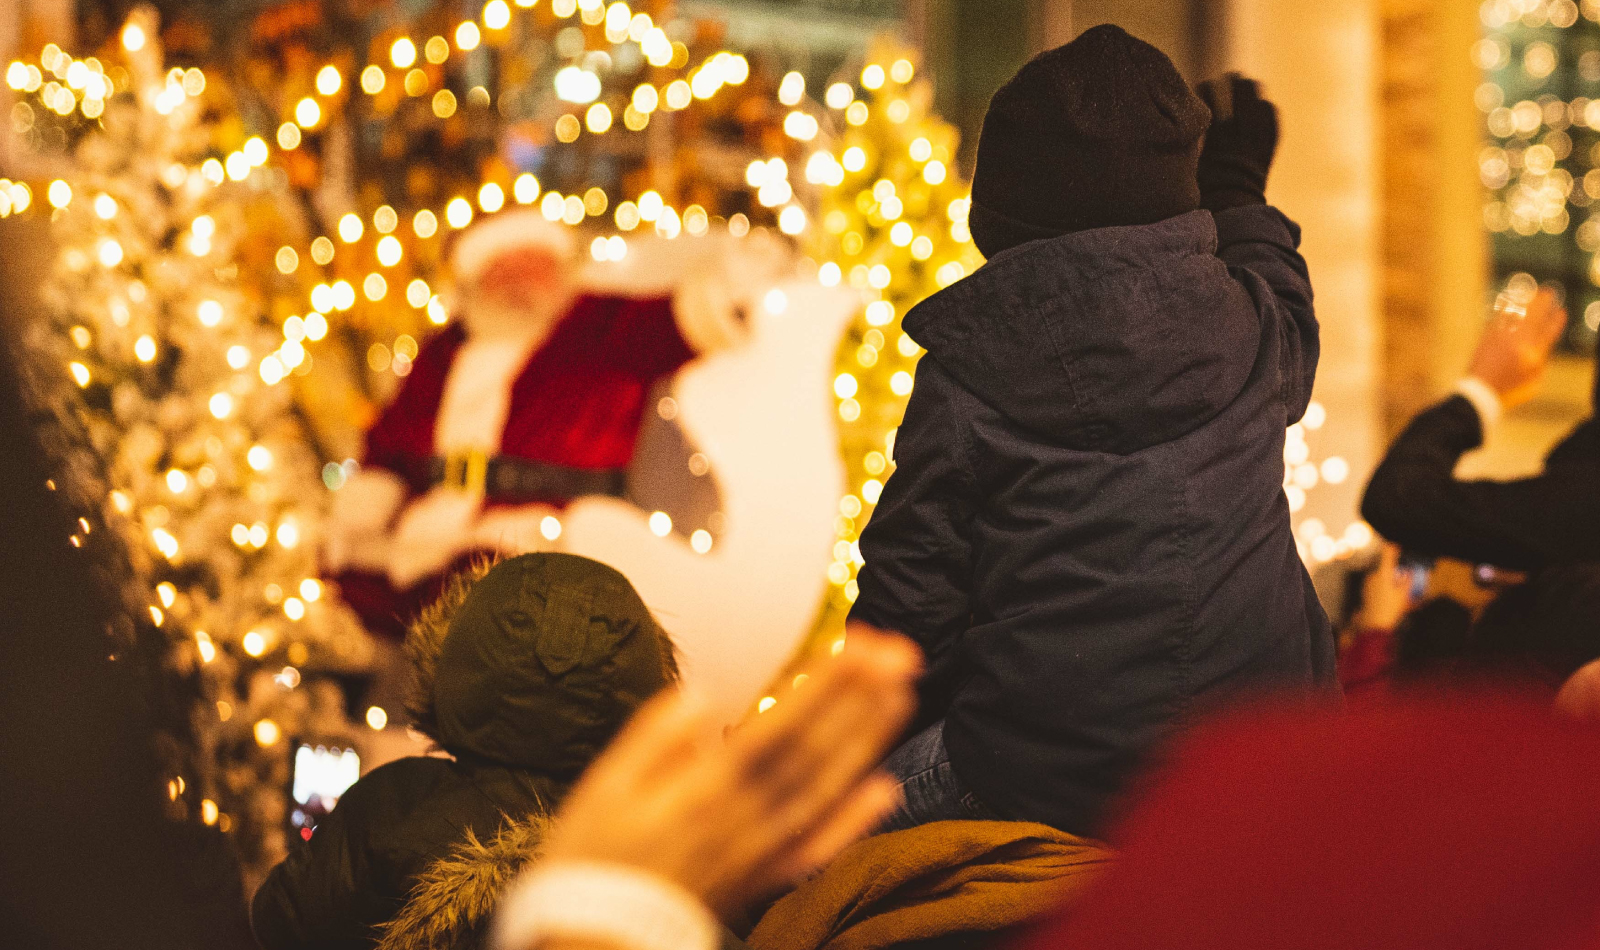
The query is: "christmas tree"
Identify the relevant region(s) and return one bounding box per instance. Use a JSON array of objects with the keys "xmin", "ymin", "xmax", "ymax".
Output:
[
  {"xmin": 788, "ymin": 45, "xmax": 984, "ymax": 644},
  {"xmin": 24, "ymin": 7, "xmax": 364, "ymax": 878}
]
